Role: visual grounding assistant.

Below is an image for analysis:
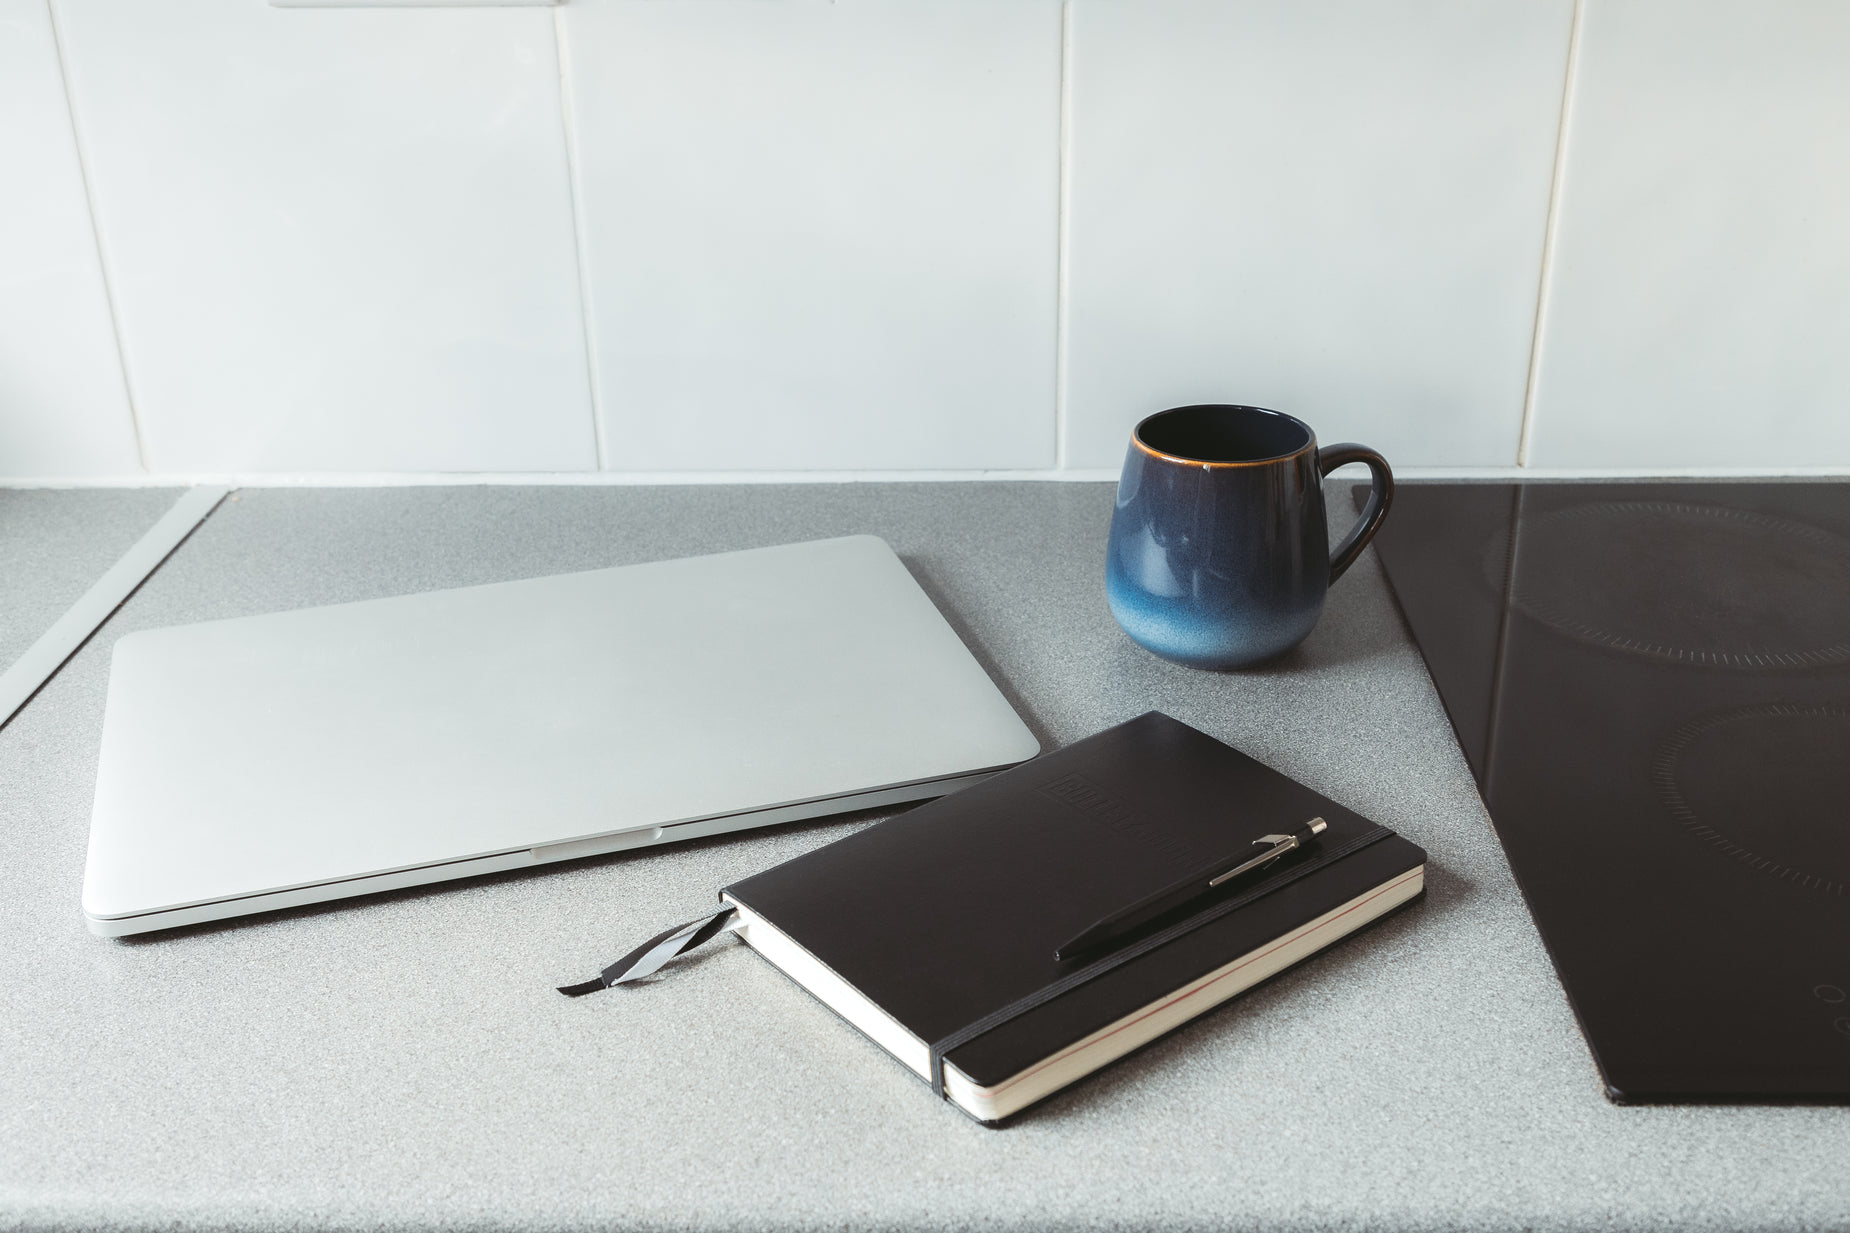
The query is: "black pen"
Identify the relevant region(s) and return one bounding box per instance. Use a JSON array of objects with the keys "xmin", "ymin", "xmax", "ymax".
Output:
[{"xmin": 1054, "ymin": 817, "xmax": 1328, "ymax": 961}]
